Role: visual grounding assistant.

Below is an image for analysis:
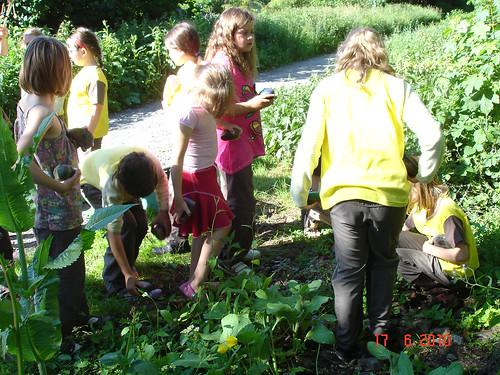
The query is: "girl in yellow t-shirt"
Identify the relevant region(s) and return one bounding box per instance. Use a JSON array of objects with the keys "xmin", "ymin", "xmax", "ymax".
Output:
[
  {"xmin": 162, "ymin": 22, "xmax": 201, "ymax": 111},
  {"xmin": 66, "ymin": 27, "xmax": 109, "ymax": 151},
  {"xmin": 397, "ymin": 179, "xmax": 479, "ymax": 287}
]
